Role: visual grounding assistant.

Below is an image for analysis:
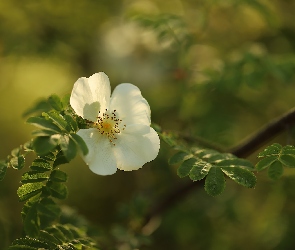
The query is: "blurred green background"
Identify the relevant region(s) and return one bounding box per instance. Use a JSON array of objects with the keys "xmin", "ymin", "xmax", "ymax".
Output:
[{"xmin": 1, "ymin": 0, "xmax": 295, "ymax": 249}]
